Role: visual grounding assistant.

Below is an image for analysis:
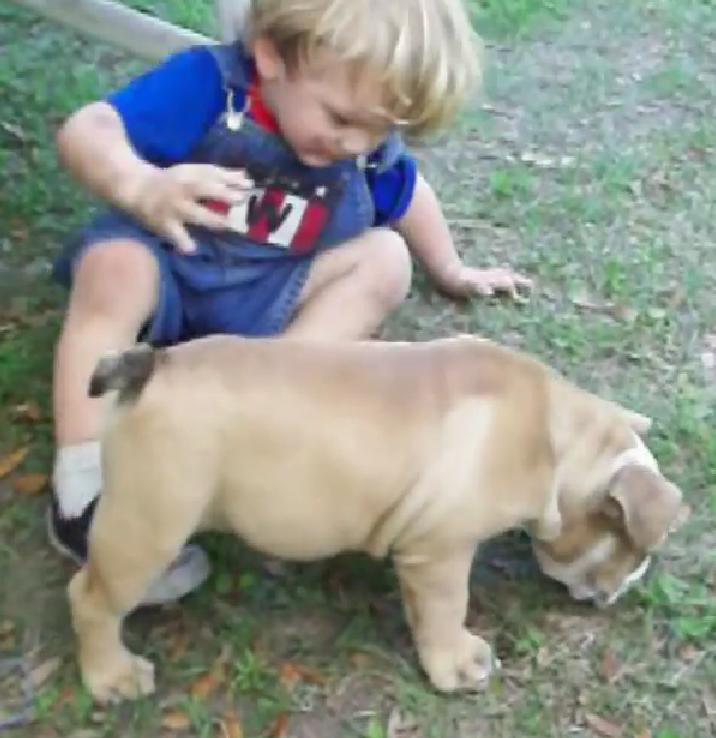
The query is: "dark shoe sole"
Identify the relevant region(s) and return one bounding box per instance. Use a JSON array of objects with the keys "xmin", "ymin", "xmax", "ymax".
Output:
[{"xmin": 46, "ymin": 496, "xmax": 97, "ymax": 563}]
